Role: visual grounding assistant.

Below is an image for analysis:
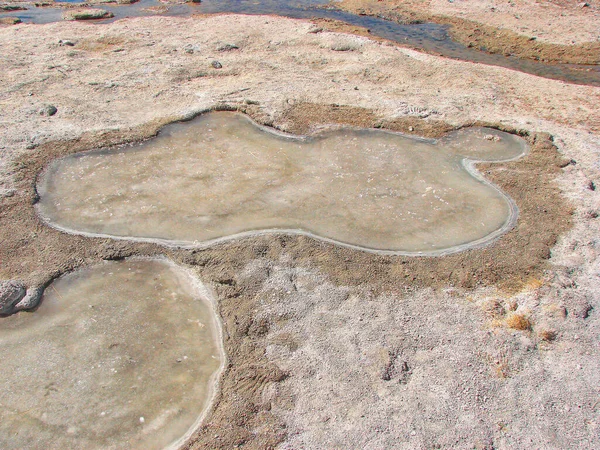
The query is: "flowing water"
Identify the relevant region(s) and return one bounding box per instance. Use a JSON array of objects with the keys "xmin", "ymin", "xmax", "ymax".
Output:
[
  {"xmin": 37, "ymin": 111, "xmax": 527, "ymax": 254},
  {"xmin": 0, "ymin": 259, "xmax": 222, "ymax": 450},
  {"xmin": 1, "ymin": 0, "xmax": 598, "ymax": 86}
]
